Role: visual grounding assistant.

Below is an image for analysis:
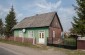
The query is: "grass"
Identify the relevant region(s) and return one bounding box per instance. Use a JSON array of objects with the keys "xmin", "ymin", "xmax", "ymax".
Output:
[
  {"xmin": 53, "ymin": 47, "xmax": 85, "ymax": 55},
  {"xmin": 0, "ymin": 38, "xmax": 49, "ymax": 50},
  {"xmin": 0, "ymin": 38, "xmax": 85, "ymax": 55},
  {"xmin": 64, "ymin": 38, "xmax": 76, "ymax": 46}
]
